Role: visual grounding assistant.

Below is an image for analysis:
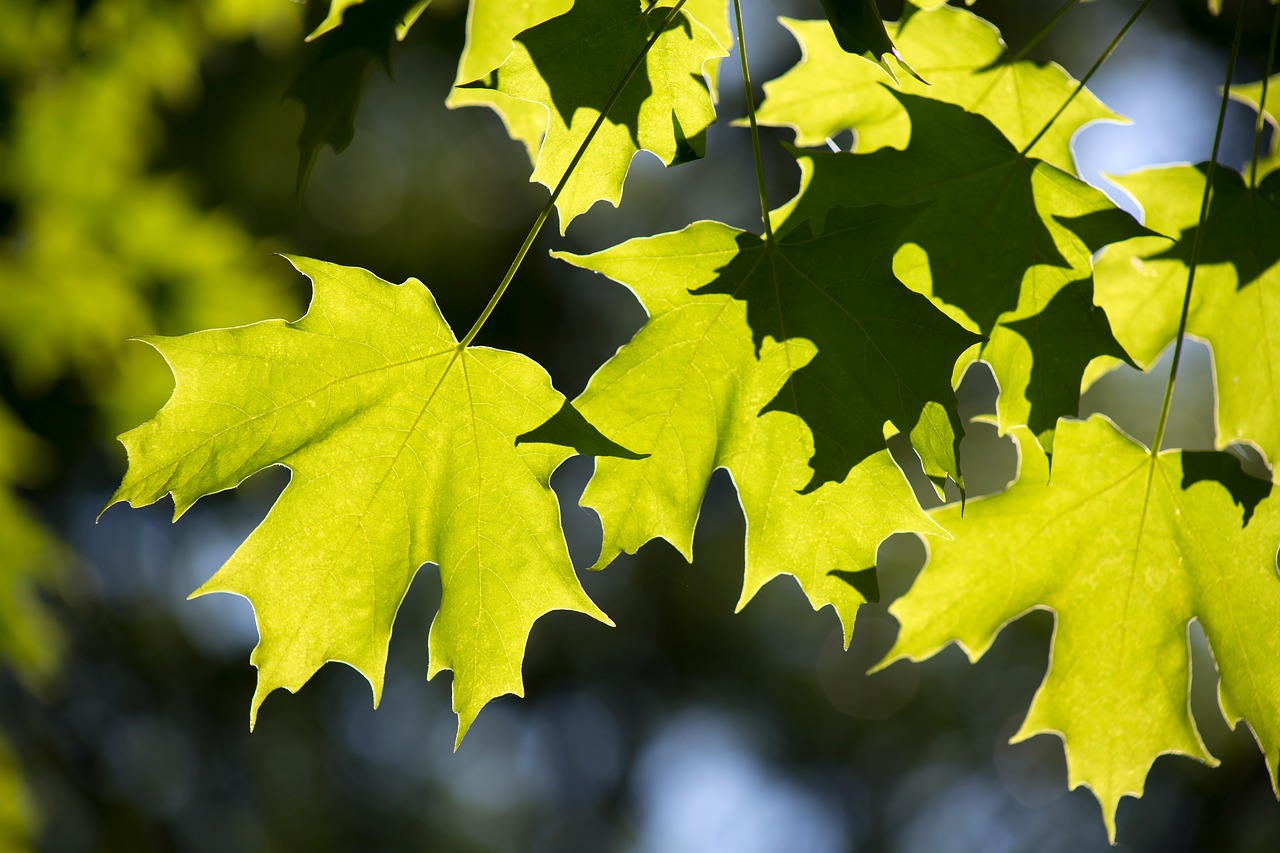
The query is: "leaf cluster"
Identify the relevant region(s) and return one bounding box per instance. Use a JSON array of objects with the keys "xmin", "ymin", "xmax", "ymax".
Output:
[{"xmin": 107, "ymin": 0, "xmax": 1280, "ymax": 840}]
